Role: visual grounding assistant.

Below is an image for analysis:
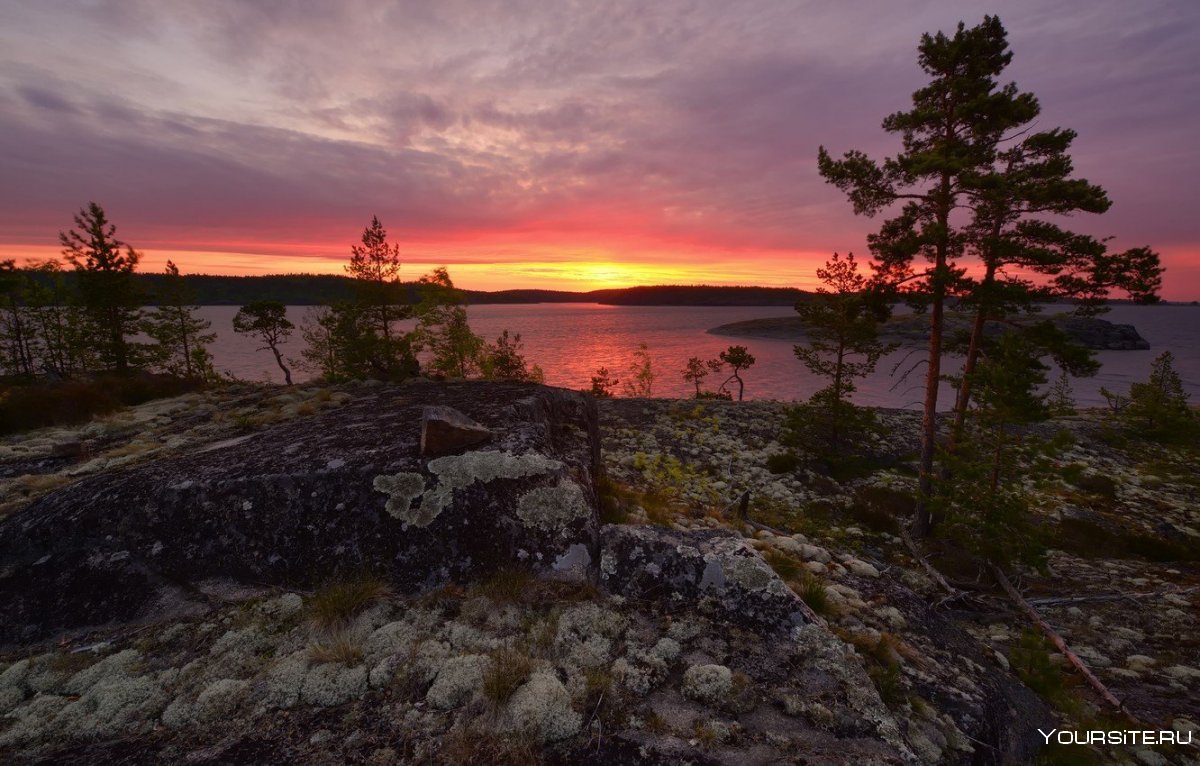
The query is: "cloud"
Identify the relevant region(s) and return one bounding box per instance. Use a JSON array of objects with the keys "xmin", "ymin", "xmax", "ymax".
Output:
[{"xmin": 0, "ymin": 1, "xmax": 1197, "ymax": 296}]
